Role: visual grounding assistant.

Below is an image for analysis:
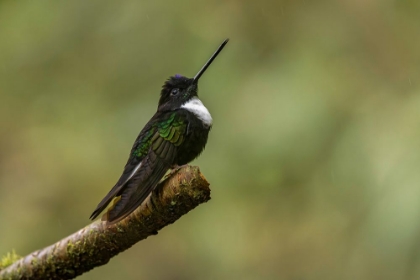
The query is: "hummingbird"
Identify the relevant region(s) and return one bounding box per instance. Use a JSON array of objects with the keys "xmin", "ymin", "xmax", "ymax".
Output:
[{"xmin": 90, "ymin": 39, "xmax": 229, "ymax": 223}]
